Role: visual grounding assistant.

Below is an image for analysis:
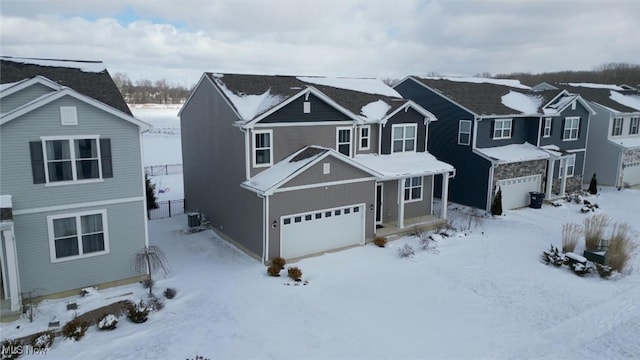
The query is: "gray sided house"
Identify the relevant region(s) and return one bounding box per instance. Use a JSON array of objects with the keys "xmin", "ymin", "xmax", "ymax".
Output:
[
  {"xmin": 0, "ymin": 57, "xmax": 150, "ymax": 321},
  {"xmin": 395, "ymin": 77, "xmax": 595, "ymax": 212},
  {"xmin": 549, "ymin": 83, "xmax": 640, "ymax": 187},
  {"xmin": 180, "ymin": 73, "xmax": 454, "ymax": 263}
]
